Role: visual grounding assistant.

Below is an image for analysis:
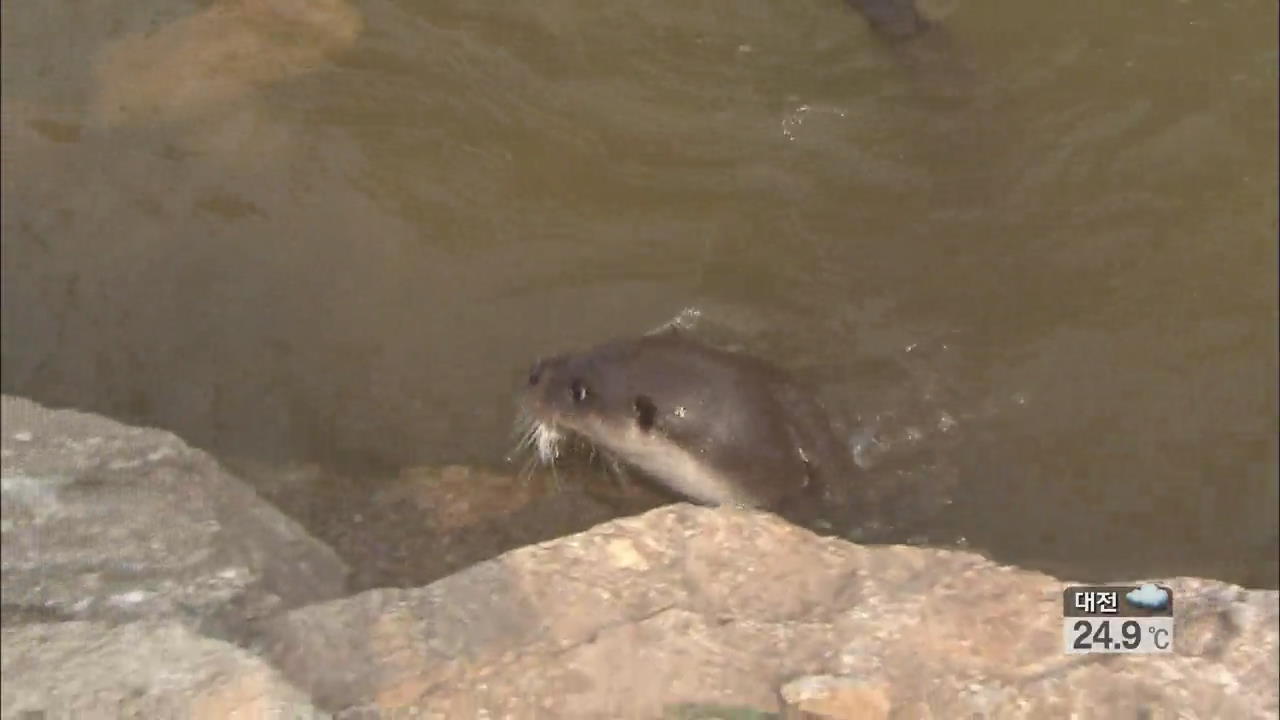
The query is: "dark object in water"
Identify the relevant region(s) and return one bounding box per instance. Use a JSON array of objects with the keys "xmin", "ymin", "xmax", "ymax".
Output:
[{"xmin": 846, "ymin": 0, "xmax": 934, "ymax": 39}]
